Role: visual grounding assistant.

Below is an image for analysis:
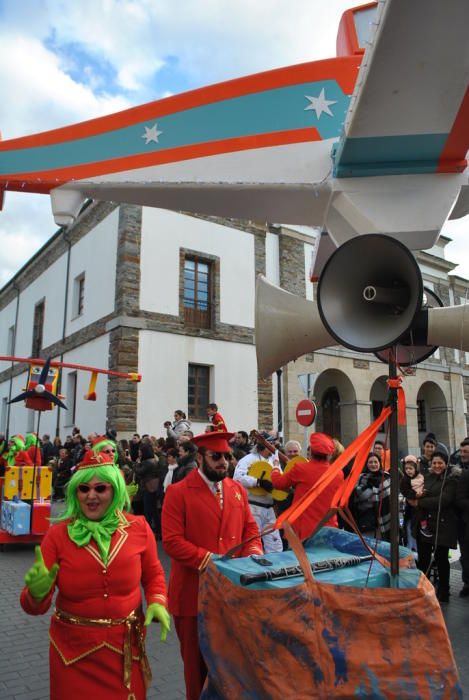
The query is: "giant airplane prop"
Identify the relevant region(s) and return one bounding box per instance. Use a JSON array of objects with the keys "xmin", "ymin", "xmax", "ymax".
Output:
[{"xmin": 0, "ymin": 0, "xmax": 468, "ymax": 250}]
